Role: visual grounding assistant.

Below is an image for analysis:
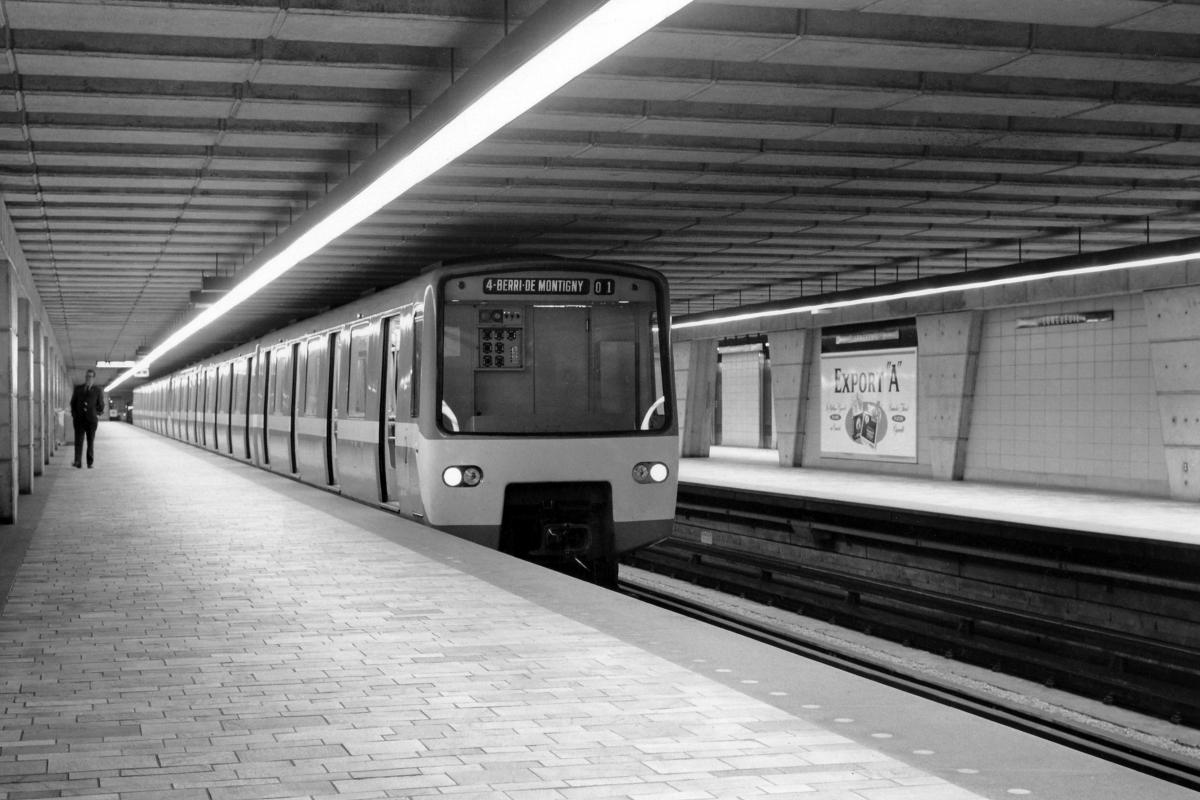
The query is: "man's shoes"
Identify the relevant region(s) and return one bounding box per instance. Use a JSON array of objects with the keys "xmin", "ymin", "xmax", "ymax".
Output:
[
  {"xmin": 72, "ymin": 461, "xmax": 81, "ymax": 468},
  {"xmin": 87, "ymin": 463, "xmax": 93, "ymax": 469}
]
